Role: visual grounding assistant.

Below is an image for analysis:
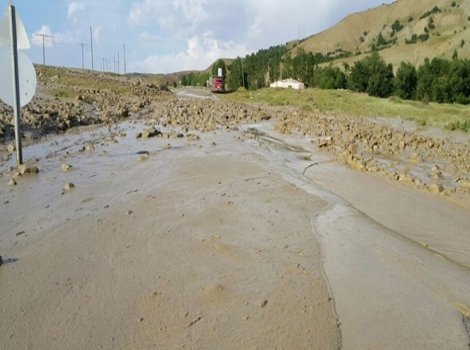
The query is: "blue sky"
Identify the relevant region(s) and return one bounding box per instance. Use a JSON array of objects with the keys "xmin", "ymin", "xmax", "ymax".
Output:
[{"xmin": 3, "ymin": 0, "xmax": 392, "ymax": 74}]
